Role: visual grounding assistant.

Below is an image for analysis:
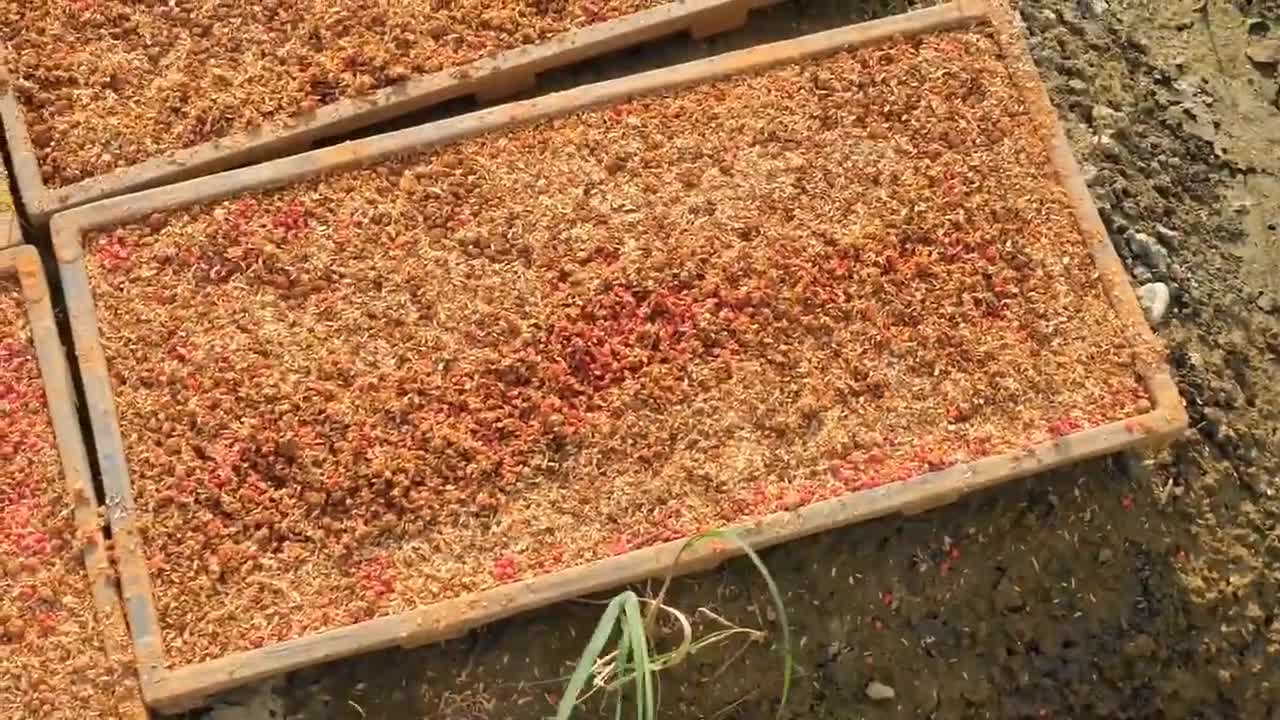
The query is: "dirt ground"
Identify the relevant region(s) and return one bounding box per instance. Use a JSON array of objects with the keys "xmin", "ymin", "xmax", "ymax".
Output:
[{"xmin": 159, "ymin": 0, "xmax": 1275, "ymax": 717}]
